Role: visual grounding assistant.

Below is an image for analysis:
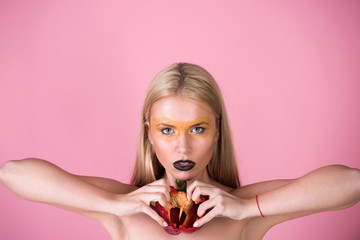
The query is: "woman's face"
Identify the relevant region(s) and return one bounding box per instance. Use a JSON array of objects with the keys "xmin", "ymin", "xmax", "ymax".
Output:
[{"xmin": 148, "ymin": 96, "xmax": 219, "ymax": 182}]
